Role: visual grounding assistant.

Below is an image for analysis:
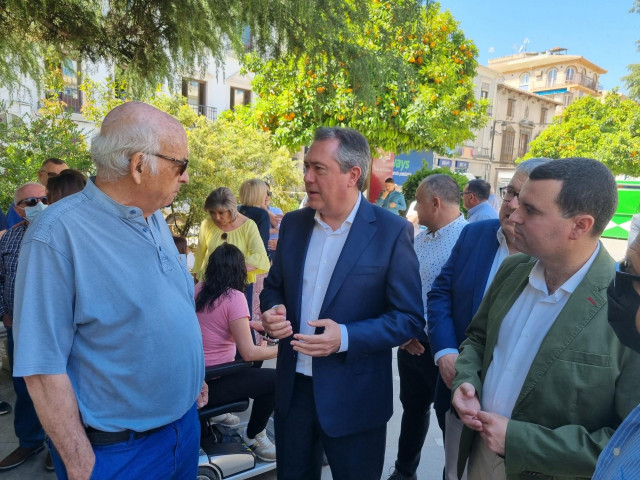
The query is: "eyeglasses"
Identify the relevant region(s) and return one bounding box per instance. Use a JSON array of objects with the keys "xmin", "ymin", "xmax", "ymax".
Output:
[
  {"xmin": 152, "ymin": 153, "xmax": 189, "ymax": 176},
  {"xmin": 267, "ymin": 191, "xmax": 272, "ymax": 197},
  {"xmin": 499, "ymin": 186, "xmax": 519, "ymax": 202},
  {"xmin": 17, "ymin": 196, "xmax": 48, "ymax": 207},
  {"xmin": 38, "ymin": 169, "xmax": 59, "ymax": 178},
  {"xmin": 461, "ymin": 191, "xmax": 473, "ymax": 196}
]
